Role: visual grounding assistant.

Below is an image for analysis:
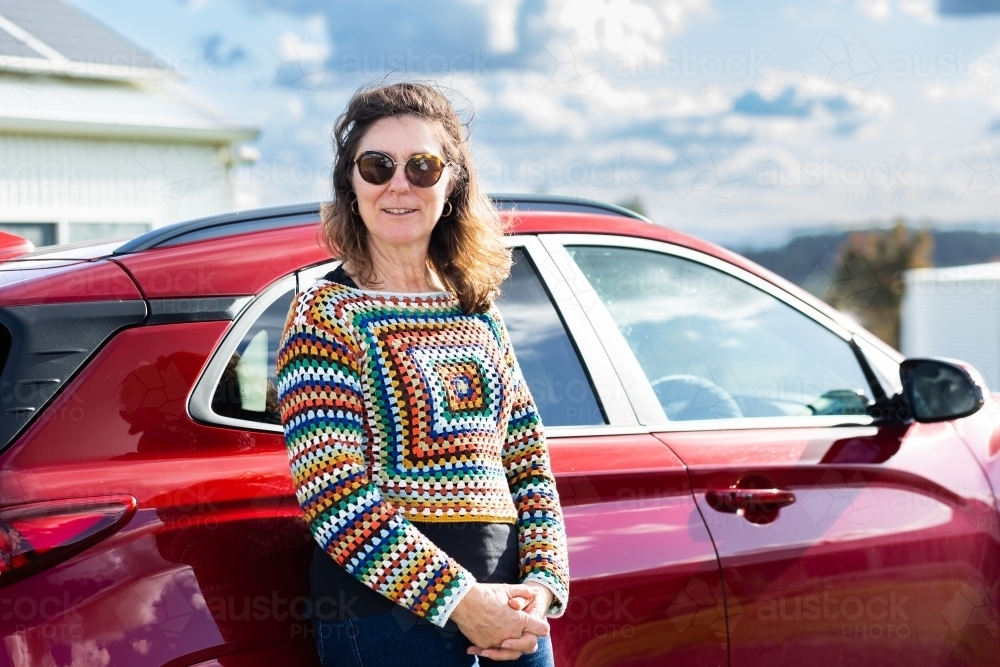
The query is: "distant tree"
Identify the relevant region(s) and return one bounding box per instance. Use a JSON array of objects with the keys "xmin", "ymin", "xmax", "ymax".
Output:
[
  {"xmin": 617, "ymin": 195, "xmax": 647, "ymax": 217},
  {"xmin": 818, "ymin": 220, "xmax": 934, "ymax": 349}
]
